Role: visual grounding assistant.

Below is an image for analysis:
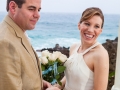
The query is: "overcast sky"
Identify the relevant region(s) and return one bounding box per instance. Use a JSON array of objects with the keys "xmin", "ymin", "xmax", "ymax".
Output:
[{"xmin": 0, "ymin": 0, "xmax": 120, "ymax": 15}]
